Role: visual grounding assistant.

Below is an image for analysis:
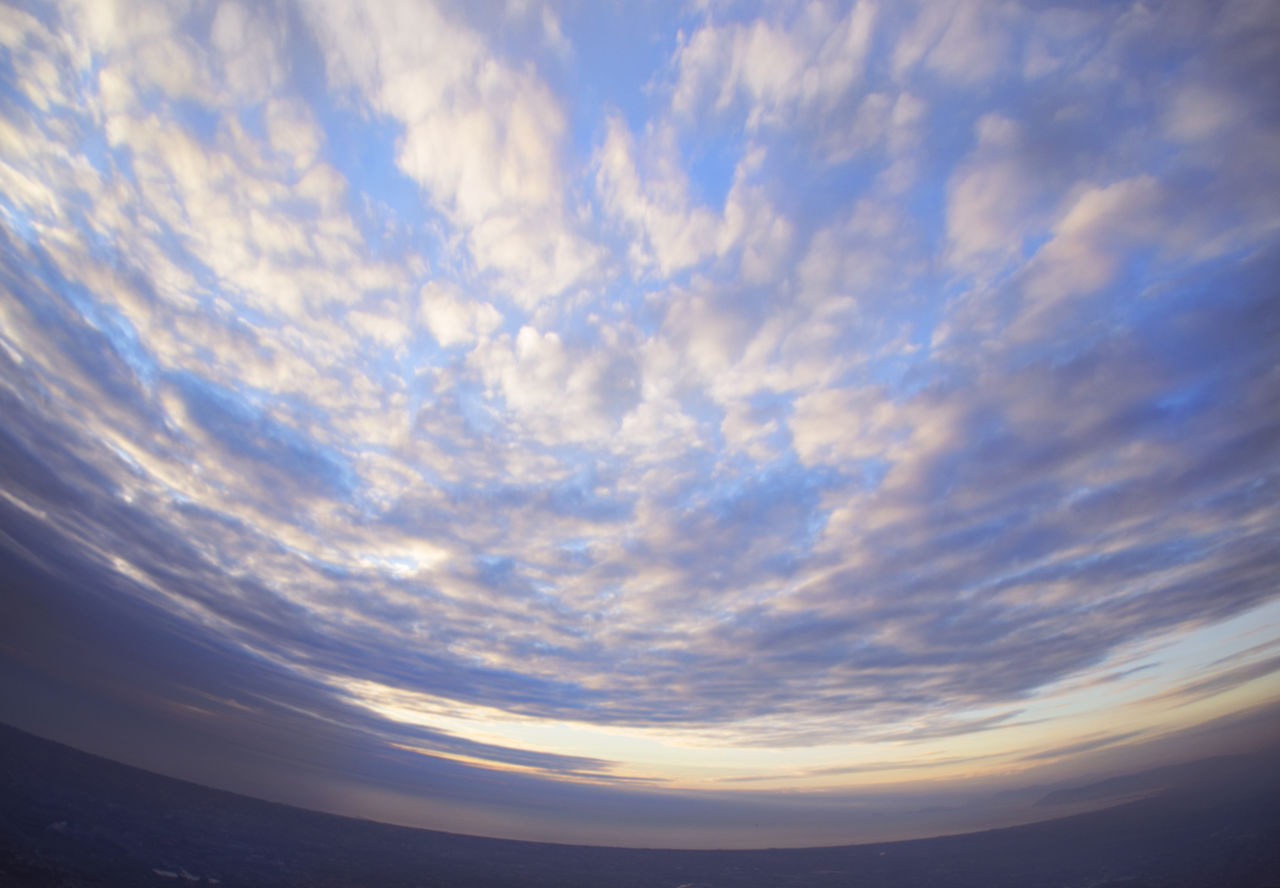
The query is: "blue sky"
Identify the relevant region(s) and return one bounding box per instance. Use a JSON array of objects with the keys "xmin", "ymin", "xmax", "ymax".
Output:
[{"xmin": 1, "ymin": 0, "xmax": 1279, "ymax": 848}]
